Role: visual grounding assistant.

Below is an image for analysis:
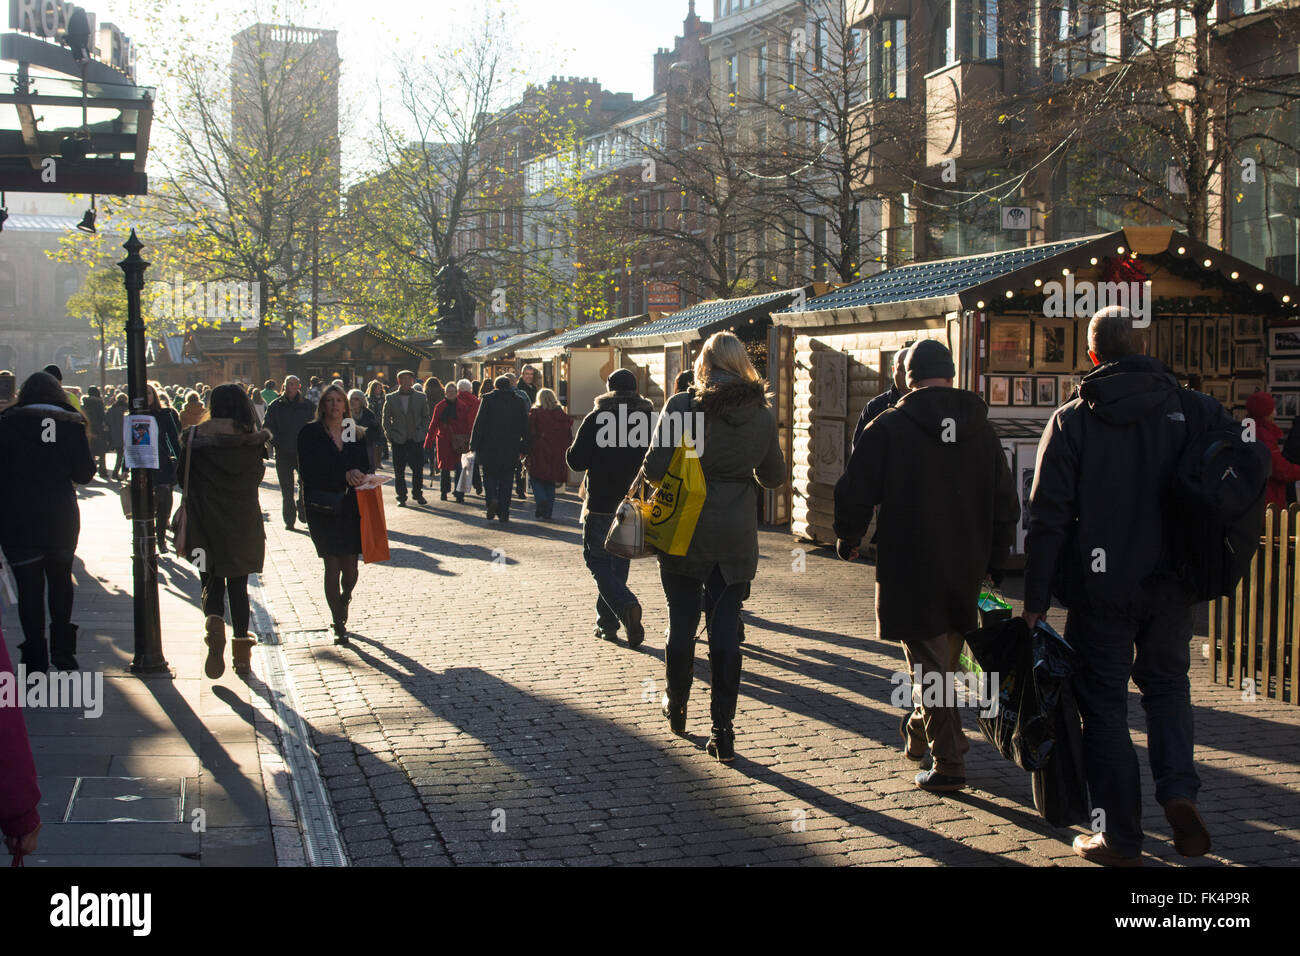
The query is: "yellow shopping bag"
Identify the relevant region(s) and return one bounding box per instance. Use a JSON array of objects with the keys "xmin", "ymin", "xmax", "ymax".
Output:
[{"xmin": 645, "ymin": 439, "xmax": 706, "ymax": 556}]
